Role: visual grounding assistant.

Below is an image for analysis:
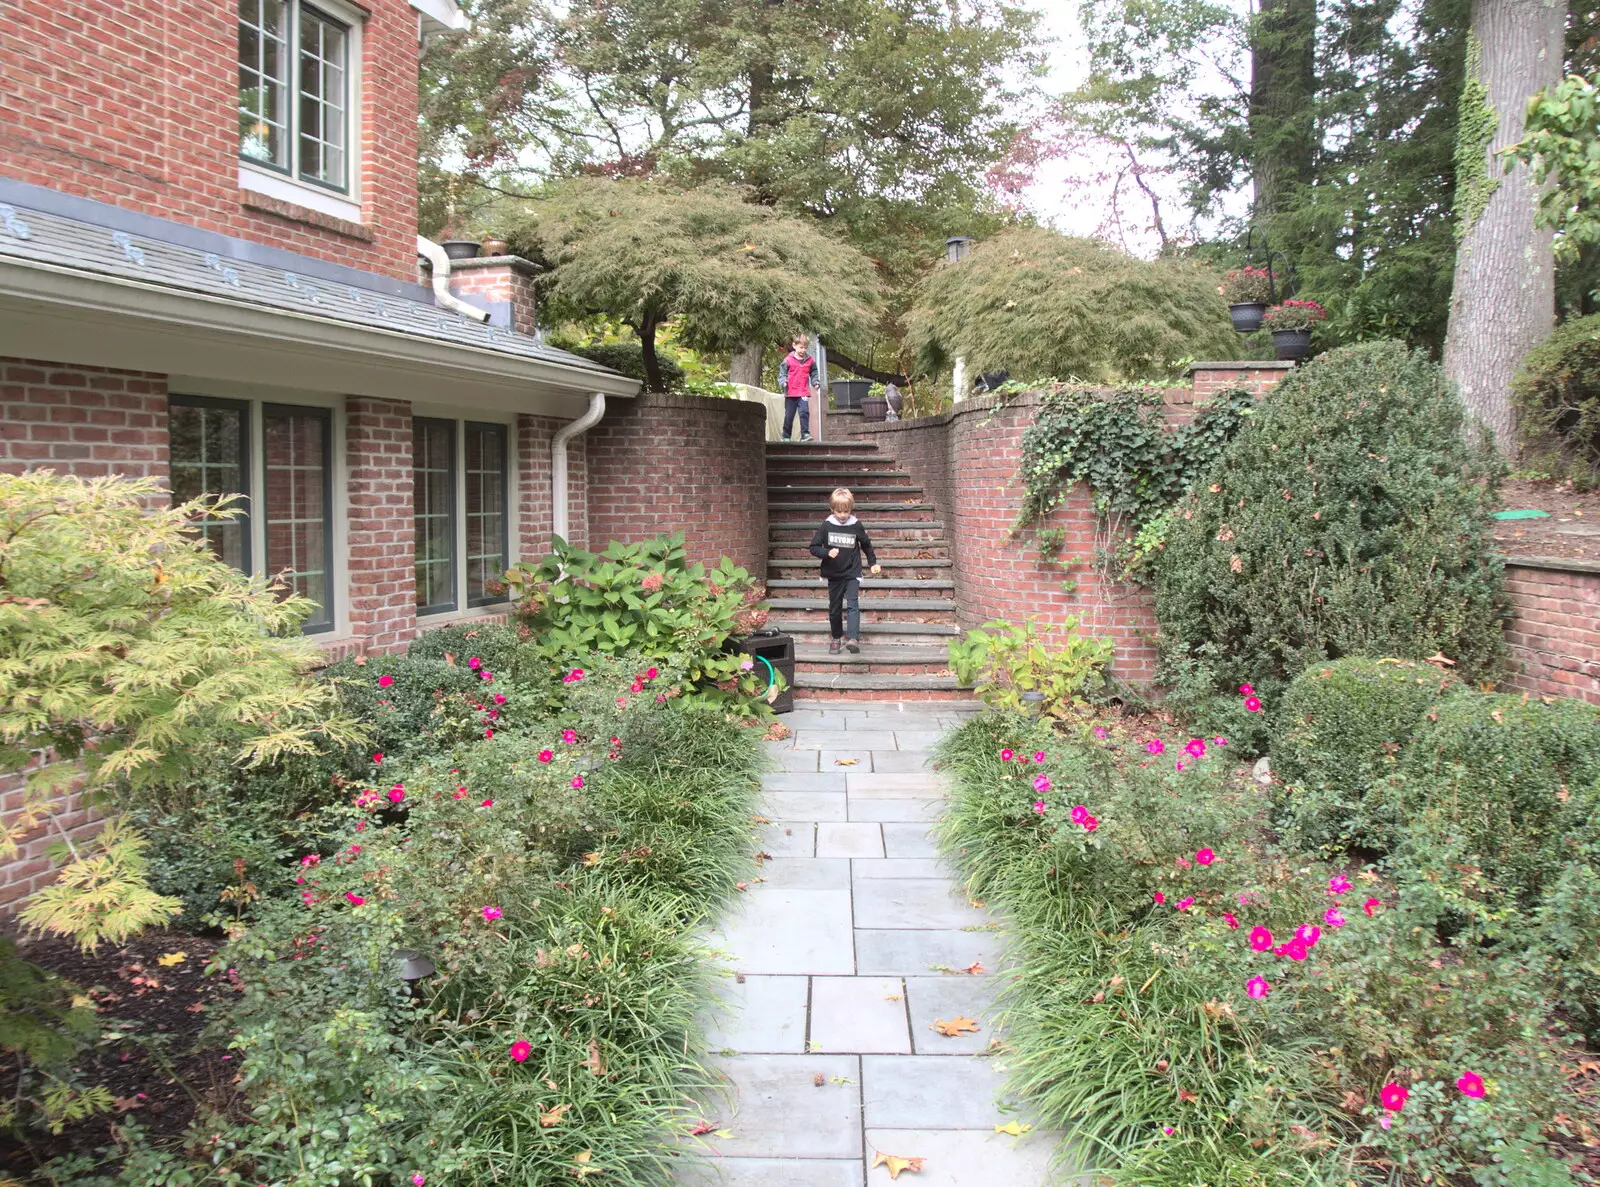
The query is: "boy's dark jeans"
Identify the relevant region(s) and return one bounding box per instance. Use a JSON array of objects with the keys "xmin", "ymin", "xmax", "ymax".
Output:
[
  {"xmin": 828, "ymin": 575, "xmax": 860, "ymax": 640},
  {"xmin": 782, "ymin": 395, "xmax": 811, "ymax": 439}
]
